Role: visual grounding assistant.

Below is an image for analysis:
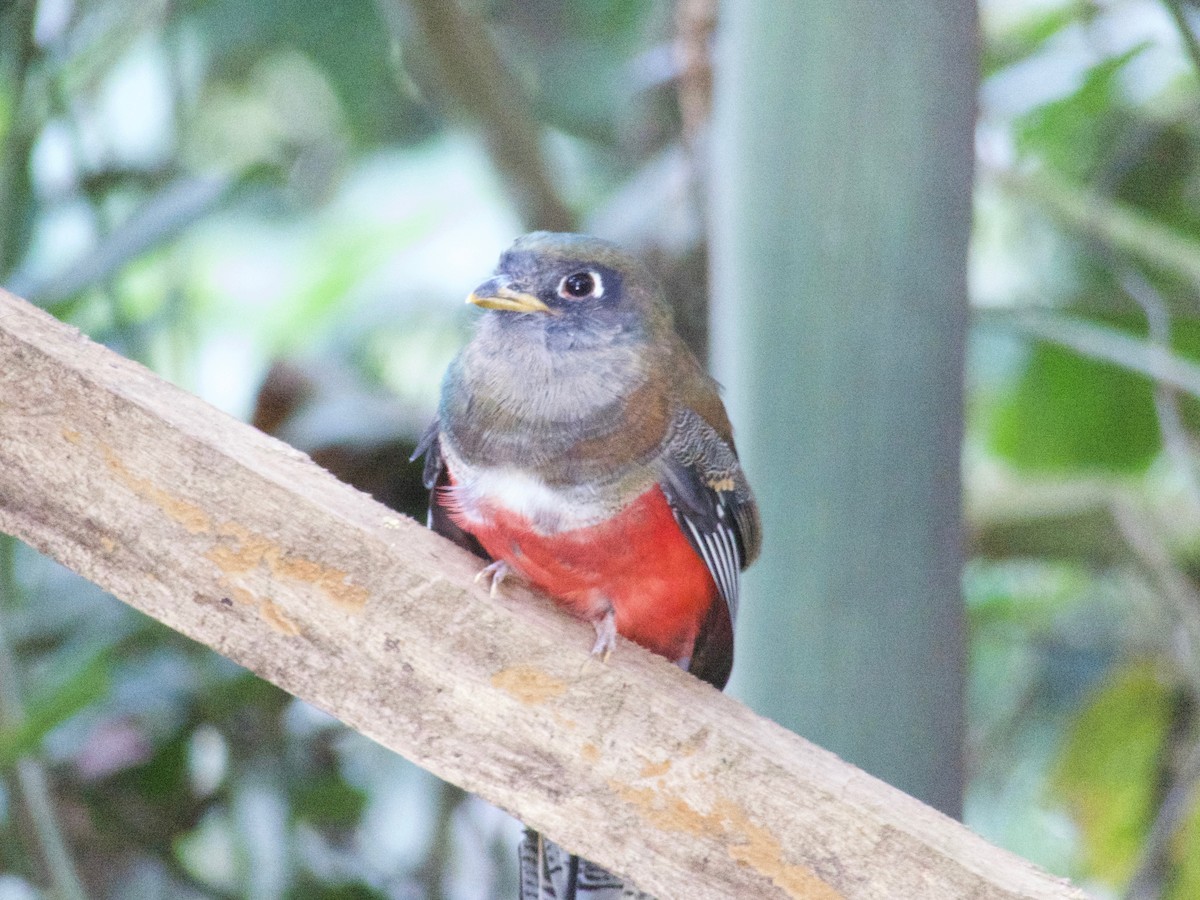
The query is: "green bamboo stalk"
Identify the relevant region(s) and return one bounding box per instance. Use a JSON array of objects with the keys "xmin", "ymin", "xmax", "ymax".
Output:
[{"xmin": 708, "ymin": 1, "xmax": 975, "ymax": 816}]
